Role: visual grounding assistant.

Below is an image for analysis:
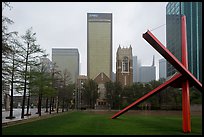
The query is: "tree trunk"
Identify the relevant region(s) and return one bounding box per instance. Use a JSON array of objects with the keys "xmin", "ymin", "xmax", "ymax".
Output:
[
  {"xmin": 62, "ymin": 98, "xmax": 64, "ymax": 112},
  {"xmin": 66, "ymin": 100, "xmax": 69, "ymax": 111},
  {"xmin": 25, "ymin": 90, "xmax": 31, "ymax": 116},
  {"xmin": 9, "ymin": 57, "xmax": 14, "ymax": 118},
  {"xmin": 21, "ymin": 43, "xmax": 29, "ymax": 119},
  {"xmin": 6, "ymin": 82, "xmax": 15, "ymax": 119},
  {"xmin": 52, "ymin": 98, "xmax": 55, "ymax": 111},
  {"xmin": 6, "ymin": 49, "xmax": 15, "ymax": 119},
  {"xmin": 38, "ymin": 93, "xmax": 42, "ymax": 116},
  {"xmin": 56, "ymin": 96, "xmax": 59, "ymax": 113},
  {"xmin": 49, "ymin": 97, "xmax": 52, "ymax": 114},
  {"xmin": 45, "ymin": 97, "xmax": 48, "ymax": 113}
]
